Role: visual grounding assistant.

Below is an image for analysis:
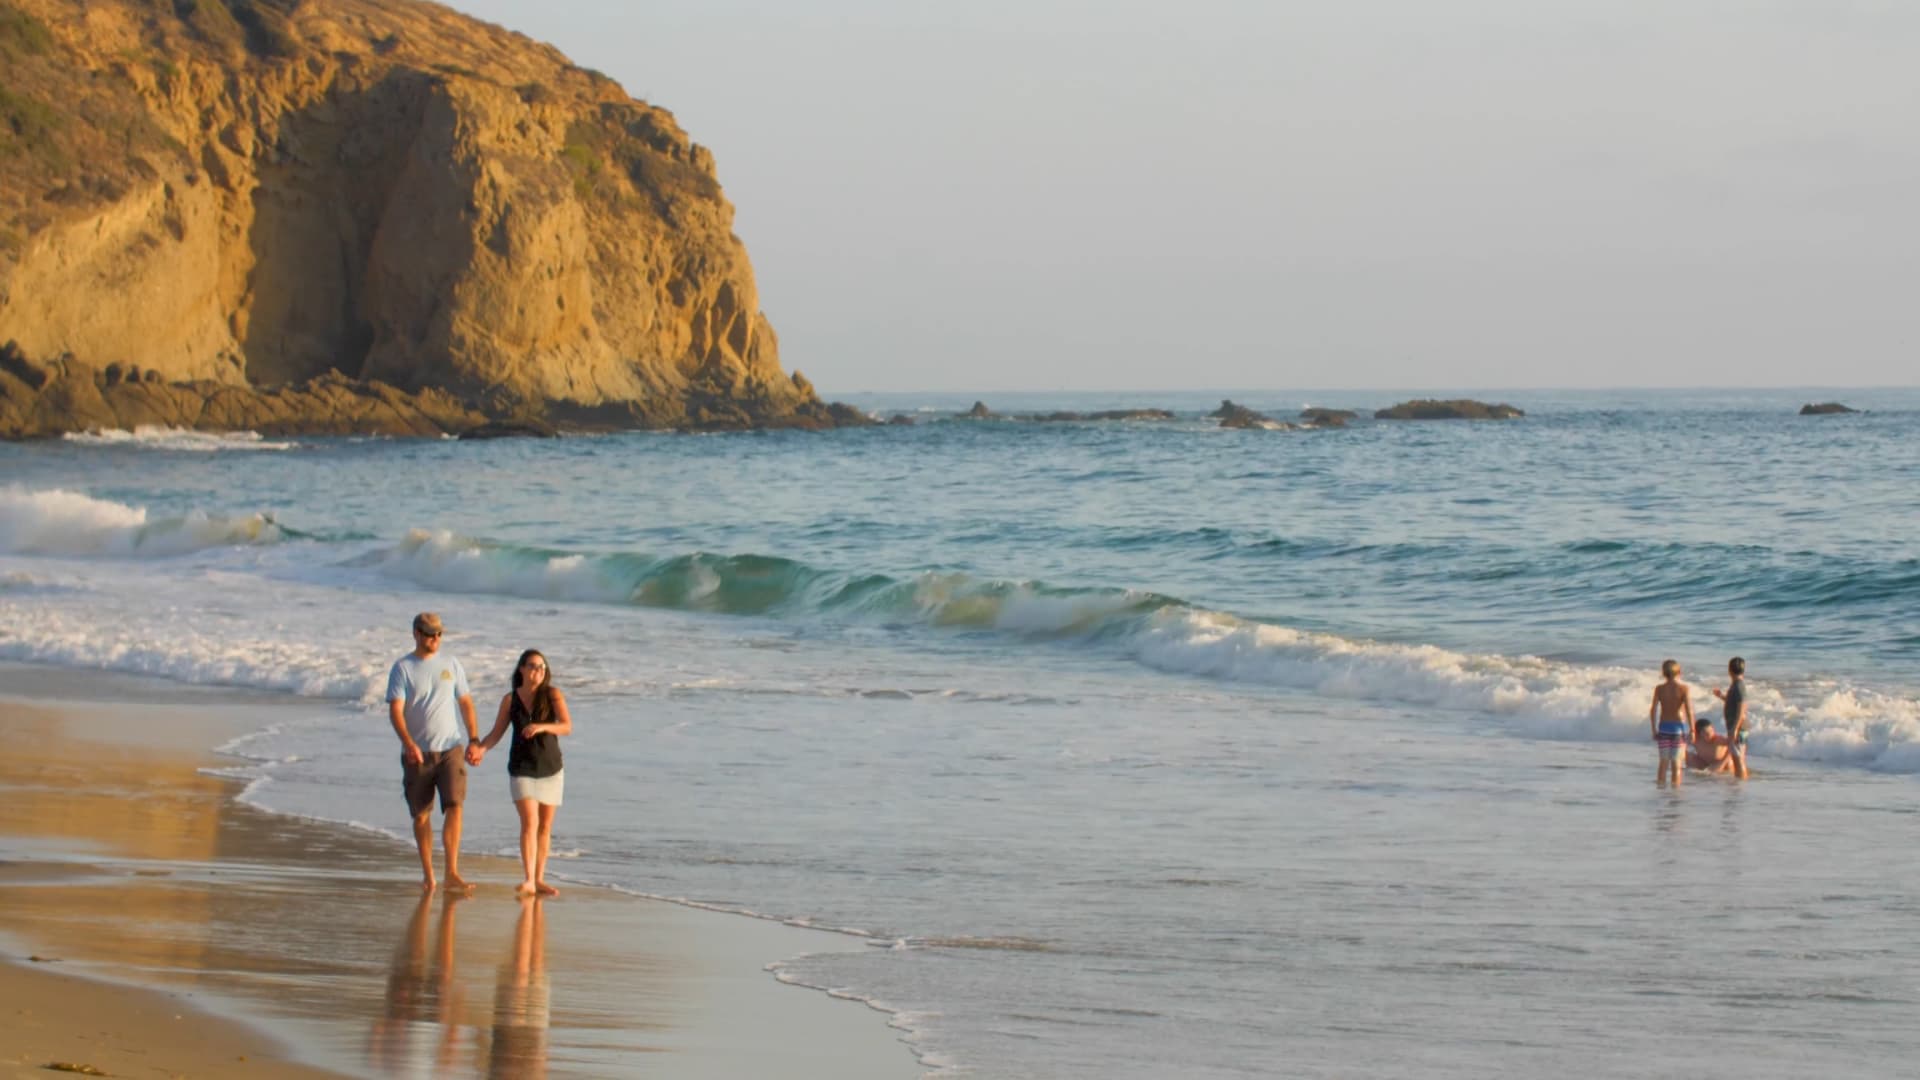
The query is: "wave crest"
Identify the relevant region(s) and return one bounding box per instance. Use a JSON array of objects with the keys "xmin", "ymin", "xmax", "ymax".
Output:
[{"xmin": 0, "ymin": 487, "xmax": 285, "ymax": 557}]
